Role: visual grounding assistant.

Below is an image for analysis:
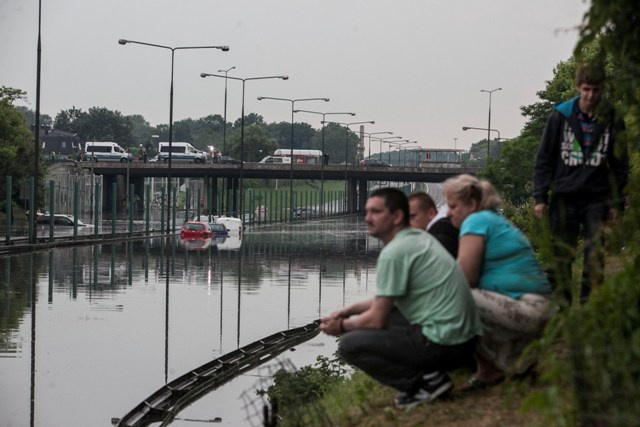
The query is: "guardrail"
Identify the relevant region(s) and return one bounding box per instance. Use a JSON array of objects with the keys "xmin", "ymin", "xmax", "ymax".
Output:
[{"xmin": 113, "ymin": 320, "xmax": 320, "ymax": 427}]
